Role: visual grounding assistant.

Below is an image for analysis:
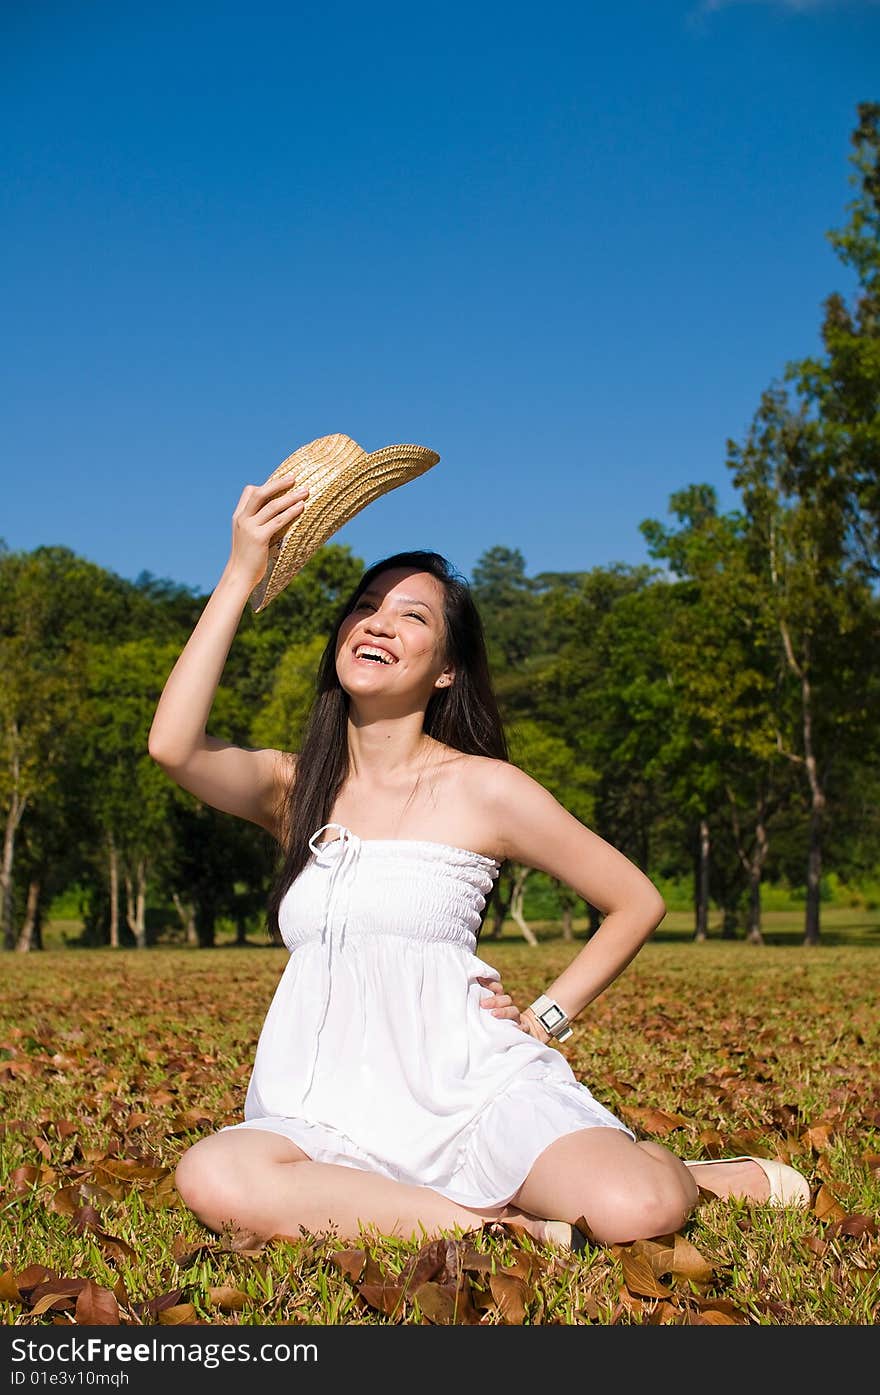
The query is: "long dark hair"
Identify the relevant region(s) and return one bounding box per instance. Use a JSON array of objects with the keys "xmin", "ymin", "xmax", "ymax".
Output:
[{"xmin": 266, "ymin": 550, "xmax": 509, "ymax": 943}]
